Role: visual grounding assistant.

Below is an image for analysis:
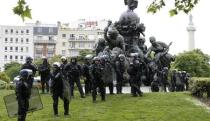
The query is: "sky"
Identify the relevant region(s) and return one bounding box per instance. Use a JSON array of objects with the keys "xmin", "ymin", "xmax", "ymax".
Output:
[{"xmin": 0, "ymin": 0, "xmax": 210, "ymax": 55}]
